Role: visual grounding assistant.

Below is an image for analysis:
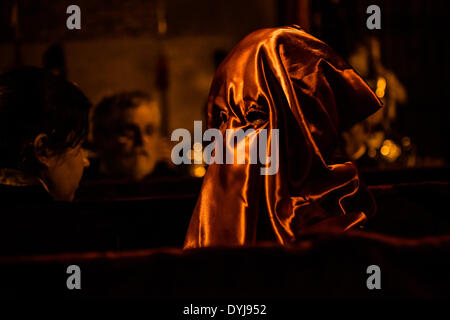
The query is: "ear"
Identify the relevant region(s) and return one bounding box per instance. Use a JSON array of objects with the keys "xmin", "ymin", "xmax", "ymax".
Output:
[{"xmin": 33, "ymin": 133, "xmax": 54, "ymax": 167}]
